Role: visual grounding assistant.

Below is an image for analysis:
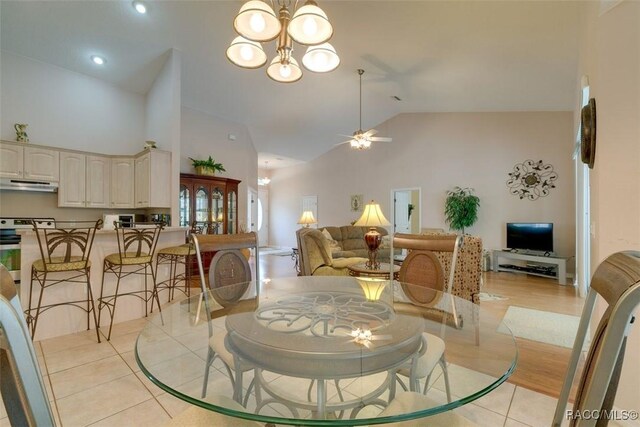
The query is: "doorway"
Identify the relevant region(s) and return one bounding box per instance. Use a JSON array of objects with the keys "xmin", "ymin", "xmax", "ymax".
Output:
[{"xmin": 391, "ymin": 188, "xmax": 421, "ymax": 234}]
